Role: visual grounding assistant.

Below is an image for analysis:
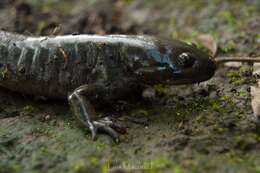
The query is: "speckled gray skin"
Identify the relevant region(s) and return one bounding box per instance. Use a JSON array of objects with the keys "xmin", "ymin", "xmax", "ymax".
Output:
[{"xmin": 0, "ymin": 31, "xmax": 216, "ymax": 141}]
